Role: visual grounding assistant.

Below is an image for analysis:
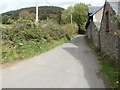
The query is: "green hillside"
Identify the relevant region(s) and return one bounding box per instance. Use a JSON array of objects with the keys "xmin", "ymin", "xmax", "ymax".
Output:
[{"xmin": 2, "ymin": 6, "xmax": 64, "ymax": 23}]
